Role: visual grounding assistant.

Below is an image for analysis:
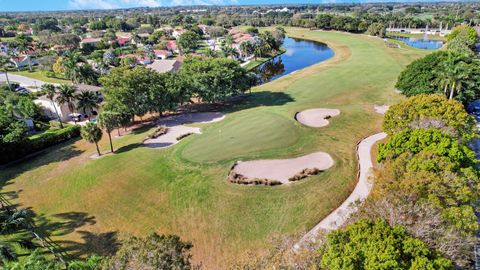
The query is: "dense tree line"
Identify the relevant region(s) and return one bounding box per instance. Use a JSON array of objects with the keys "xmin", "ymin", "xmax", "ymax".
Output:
[
  {"xmin": 396, "ymin": 25, "xmax": 480, "ymax": 104},
  {"xmin": 358, "ymin": 95, "xmax": 478, "ymax": 268}
]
